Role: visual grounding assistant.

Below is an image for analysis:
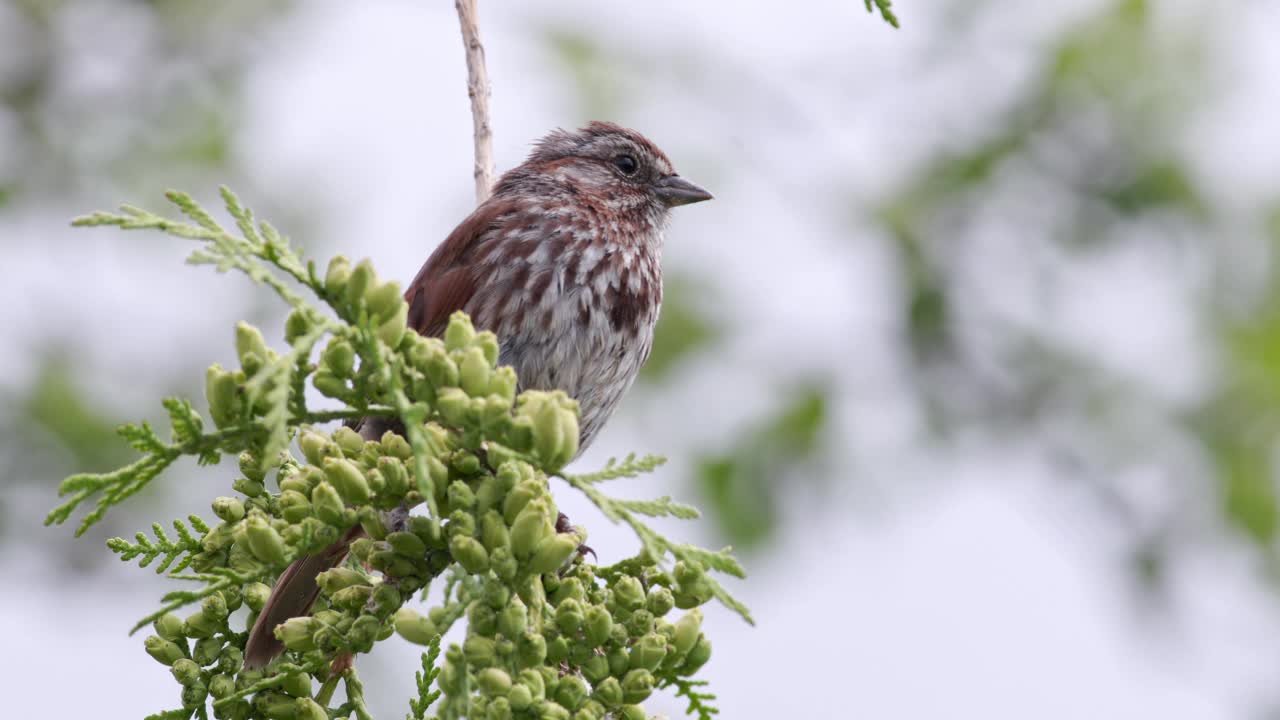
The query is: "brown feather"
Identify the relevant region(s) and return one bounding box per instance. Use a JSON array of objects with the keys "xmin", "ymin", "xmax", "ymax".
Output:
[
  {"xmin": 242, "ymin": 525, "xmax": 365, "ymax": 668},
  {"xmin": 405, "ymin": 198, "xmax": 518, "ymax": 338}
]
